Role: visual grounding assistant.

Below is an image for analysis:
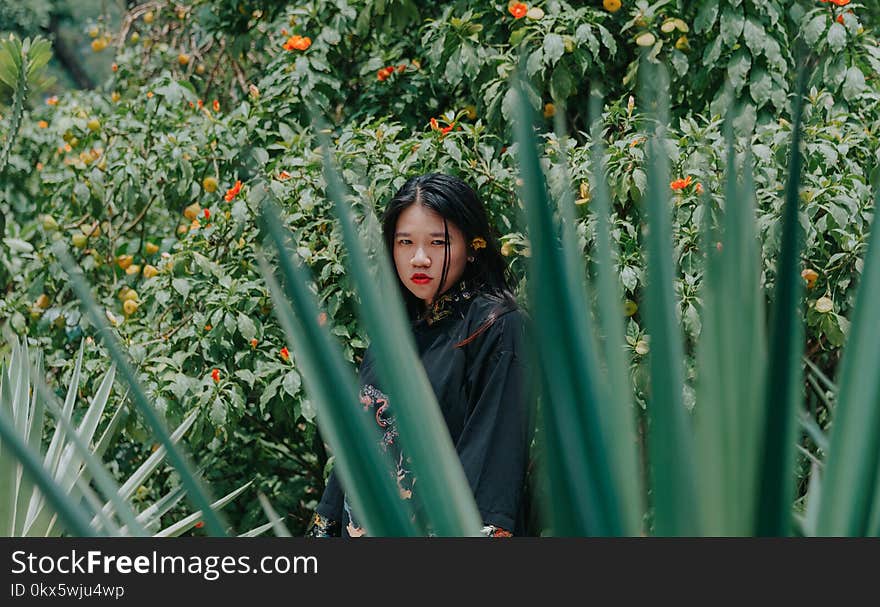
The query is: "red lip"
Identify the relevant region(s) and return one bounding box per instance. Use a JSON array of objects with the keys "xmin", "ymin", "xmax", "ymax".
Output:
[{"xmin": 411, "ymin": 273, "xmax": 432, "ymax": 285}]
